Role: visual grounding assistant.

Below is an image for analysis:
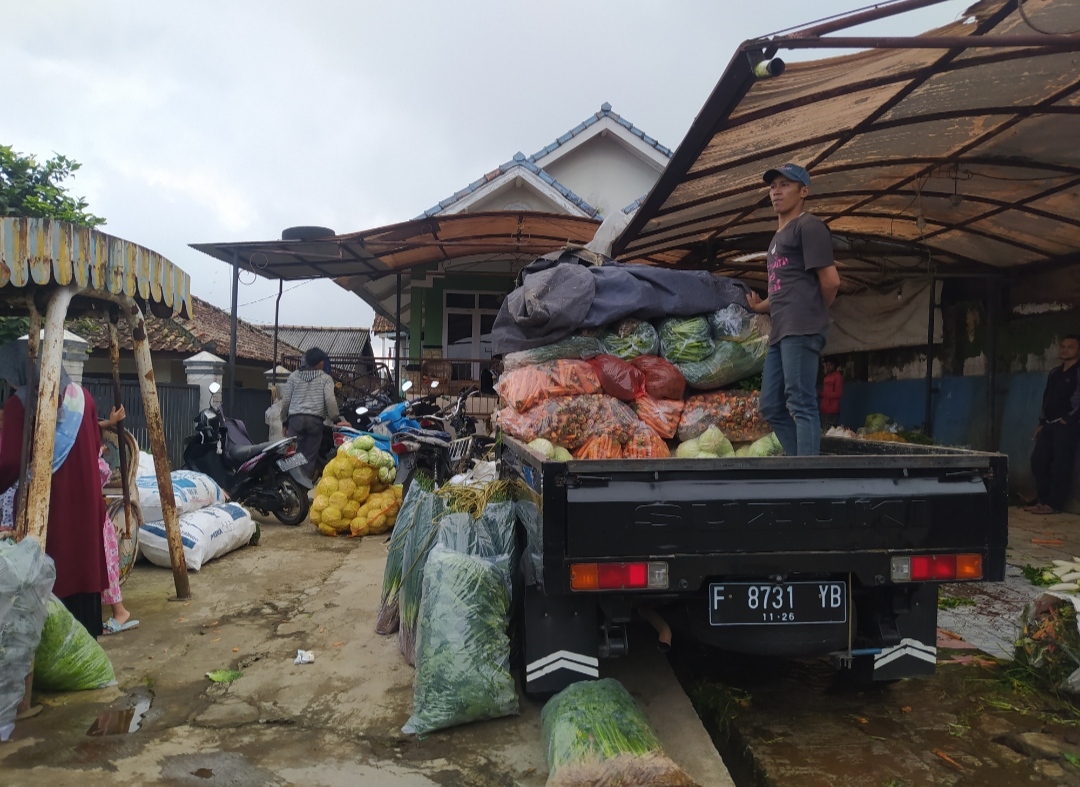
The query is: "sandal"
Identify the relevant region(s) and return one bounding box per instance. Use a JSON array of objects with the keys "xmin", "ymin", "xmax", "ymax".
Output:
[{"xmin": 103, "ymin": 617, "xmax": 139, "ymax": 635}]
